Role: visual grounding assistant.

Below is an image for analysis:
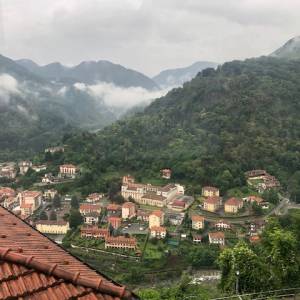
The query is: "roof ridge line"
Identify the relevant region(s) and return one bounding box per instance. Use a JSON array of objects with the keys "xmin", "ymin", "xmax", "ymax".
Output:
[
  {"xmin": 0, "ymin": 205, "xmax": 133, "ymax": 287},
  {"xmin": 0, "ymin": 247, "xmax": 132, "ymax": 299}
]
